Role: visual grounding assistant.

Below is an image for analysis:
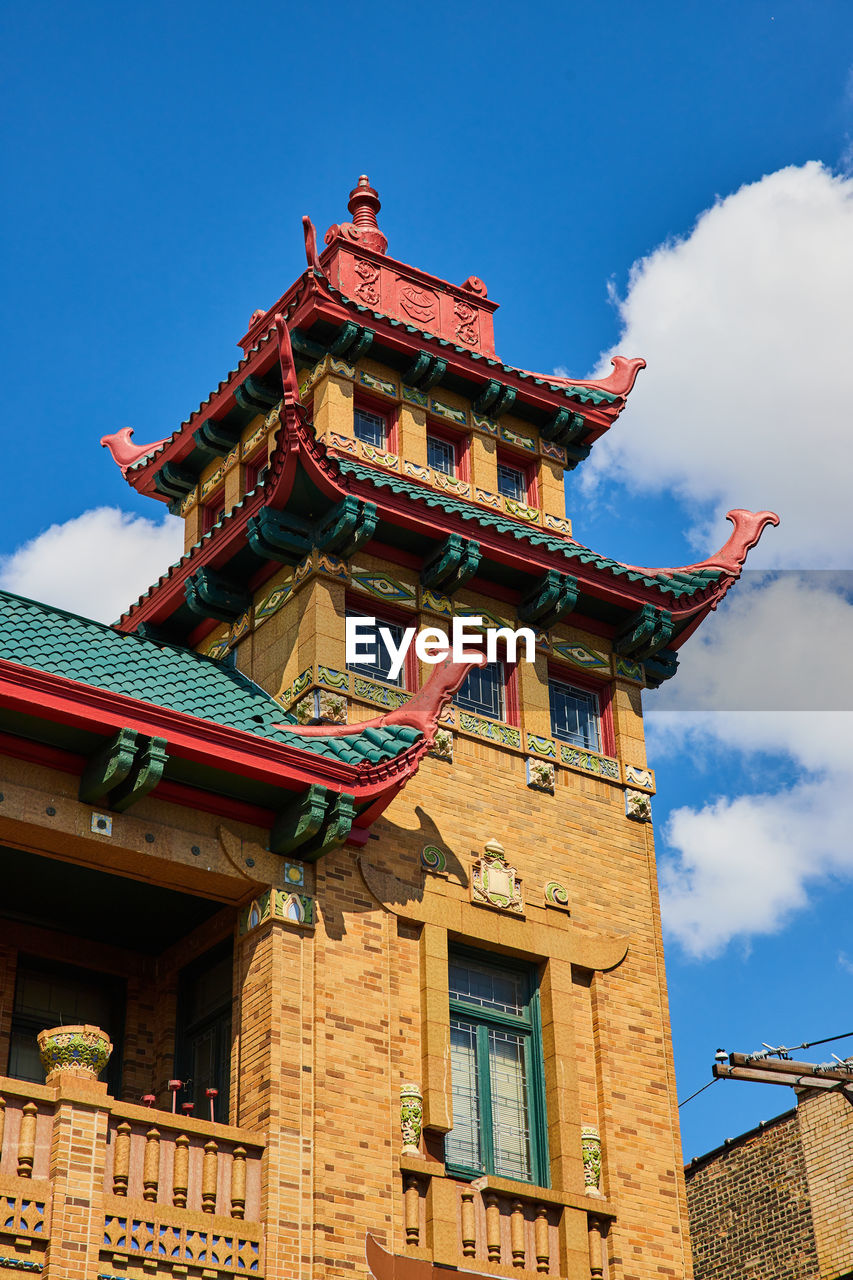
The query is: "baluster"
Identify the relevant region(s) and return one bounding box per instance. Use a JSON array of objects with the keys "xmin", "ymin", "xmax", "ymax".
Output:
[
  {"xmin": 587, "ymin": 1217, "xmax": 604, "ymax": 1280},
  {"xmin": 485, "ymin": 1193, "xmax": 501, "ymax": 1264},
  {"xmin": 143, "ymin": 1127, "xmax": 160, "ymax": 1202},
  {"xmin": 510, "ymin": 1201, "xmax": 525, "ymax": 1268},
  {"xmin": 202, "ymin": 1139, "xmax": 218, "ymax": 1213},
  {"xmin": 0, "ymin": 1097, "xmax": 5, "ymax": 1163},
  {"xmin": 404, "ymin": 1176, "xmax": 420, "ymax": 1246},
  {"xmin": 230, "ymin": 1146, "xmax": 247, "ymax": 1219},
  {"xmin": 17, "ymin": 1103, "xmax": 37, "ymax": 1178},
  {"xmin": 461, "ymin": 1187, "xmax": 477, "ymax": 1257},
  {"xmin": 534, "ymin": 1205, "xmax": 550, "ymax": 1274},
  {"xmin": 113, "ymin": 1122, "xmax": 132, "ymax": 1196},
  {"xmin": 173, "ymin": 1134, "xmax": 189, "ymax": 1209}
]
